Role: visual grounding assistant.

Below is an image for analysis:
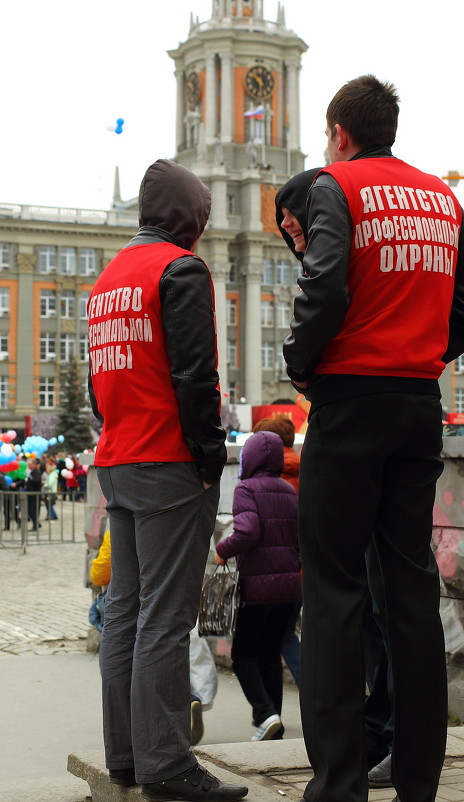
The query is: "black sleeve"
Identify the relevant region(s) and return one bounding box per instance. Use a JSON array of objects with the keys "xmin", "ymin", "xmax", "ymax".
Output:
[
  {"xmin": 160, "ymin": 256, "xmax": 227, "ymax": 485},
  {"xmin": 283, "ymin": 175, "xmax": 352, "ymax": 378},
  {"xmin": 443, "ymin": 211, "xmax": 464, "ymax": 364}
]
